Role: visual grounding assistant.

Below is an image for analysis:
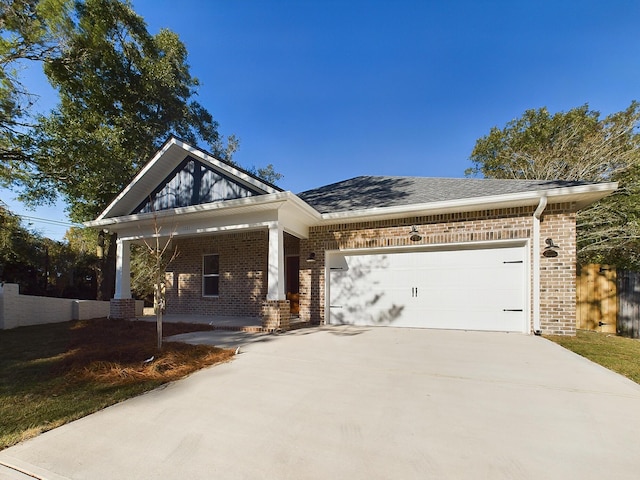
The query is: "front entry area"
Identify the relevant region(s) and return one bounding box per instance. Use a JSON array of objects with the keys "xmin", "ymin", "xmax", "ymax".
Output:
[
  {"xmin": 286, "ymin": 255, "xmax": 300, "ymax": 316},
  {"xmin": 328, "ymin": 243, "xmax": 528, "ymax": 332}
]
